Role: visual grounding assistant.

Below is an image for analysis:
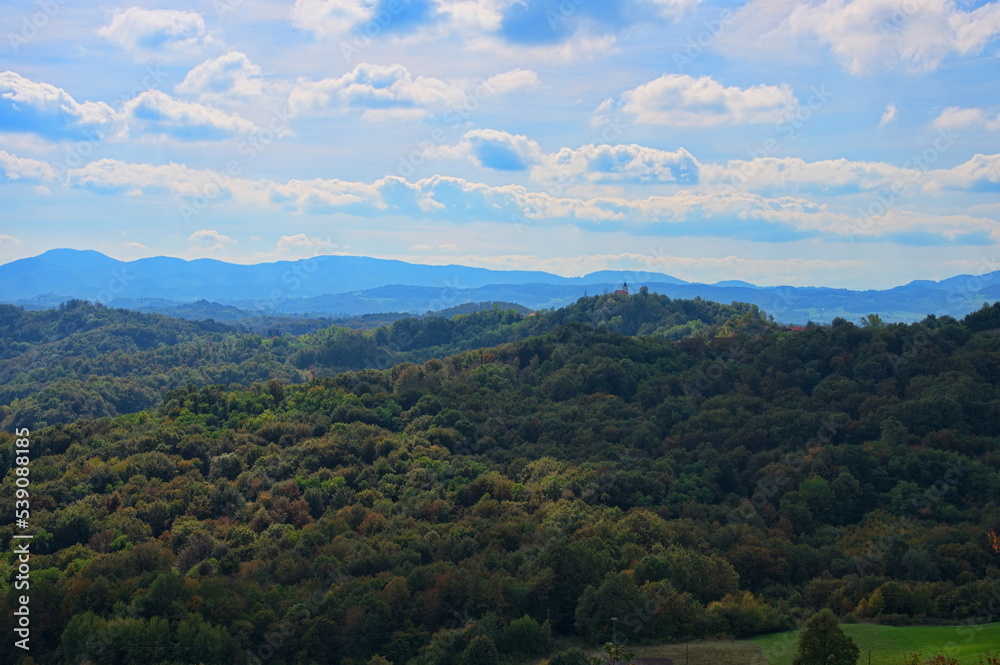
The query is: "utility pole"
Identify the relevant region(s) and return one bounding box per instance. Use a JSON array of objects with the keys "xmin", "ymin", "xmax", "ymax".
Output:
[{"xmin": 611, "ymin": 617, "xmax": 618, "ymax": 646}]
